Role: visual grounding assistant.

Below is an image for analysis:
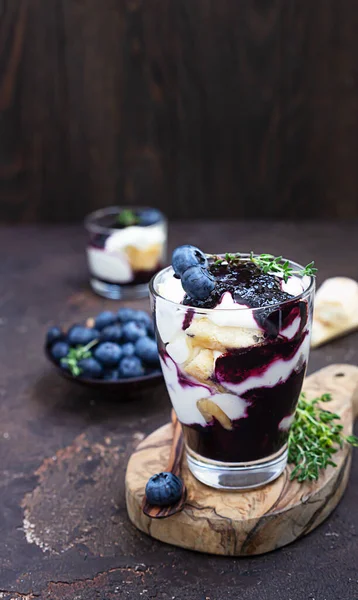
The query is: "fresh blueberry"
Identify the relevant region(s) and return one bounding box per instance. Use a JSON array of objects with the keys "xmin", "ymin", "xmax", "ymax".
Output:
[
  {"xmin": 78, "ymin": 357, "xmax": 103, "ymax": 378},
  {"xmin": 181, "ymin": 265, "xmax": 215, "ymax": 300},
  {"xmin": 139, "ymin": 208, "xmax": 162, "ymax": 226},
  {"xmin": 172, "ymin": 245, "xmax": 208, "ymax": 278},
  {"xmin": 117, "ymin": 307, "xmax": 138, "ymax": 323},
  {"xmin": 94, "ymin": 311, "xmax": 116, "ymax": 330},
  {"xmin": 145, "ymin": 472, "xmax": 183, "ymax": 506},
  {"xmin": 103, "ymin": 369, "xmax": 119, "ymax": 381},
  {"xmin": 131, "ymin": 310, "xmax": 152, "ymax": 328},
  {"xmin": 68, "ymin": 326, "xmax": 99, "ymax": 346},
  {"xmin": 51, "ymin": 341, "xmax": 70, "ymax": 362},
  {"xmin": 135, "ymin": 336, "xmax": 160, "ymax": 366},
  {"xmin": 118, "ymin": 356, "xmax": 144, "ymax": 378},
  {"xmin": 146, "ymin": 321, "xmax": 155, "ymax": 337},
  {"xmin": 46, "ymin": 326, "xmax": 63, "ymax": 346},
  {"xmin": 67, "ymin": 323, "xmax": 80, "ymax": 337},
  {"xmin": 122, "ymin": 342, "xmax": 135, "ymax": 357},
  {"xmin": 122, "ymin": 321, "xmax": 147, "ymax": 343},
  {"xmin": 100, "ymin": 324, "xmax": 123, "ymax": 343},
  {"xmin": 94, "ymin": 342, "xmax": 122, "ymax": 367}
]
